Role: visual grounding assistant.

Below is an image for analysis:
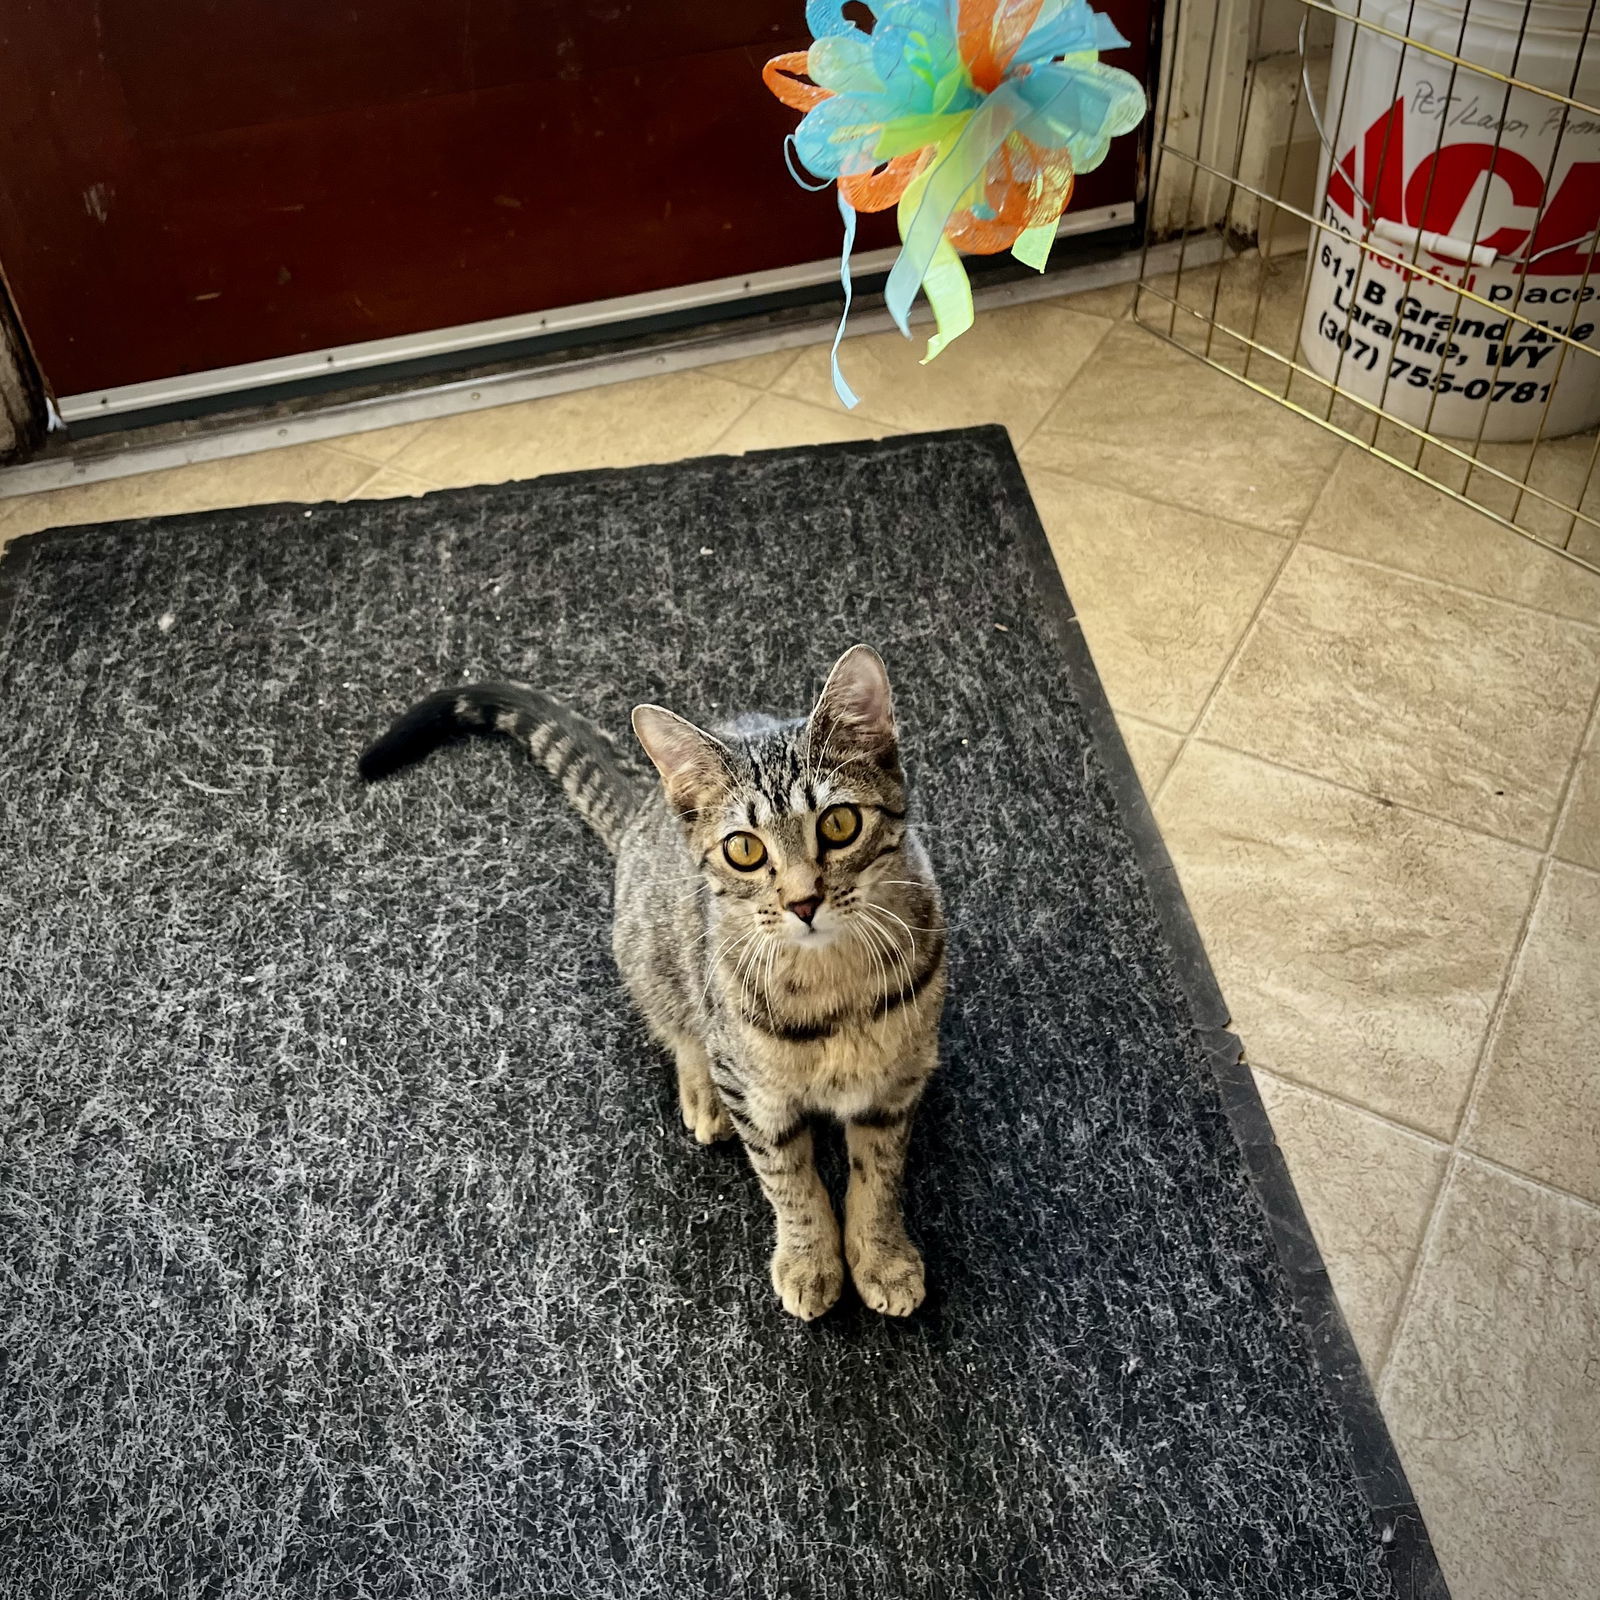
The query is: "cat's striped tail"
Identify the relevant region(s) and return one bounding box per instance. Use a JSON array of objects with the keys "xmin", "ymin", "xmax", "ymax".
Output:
[{"xmin": 358, "ymin": 681, "xmax": 641, "ymax": 853}]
